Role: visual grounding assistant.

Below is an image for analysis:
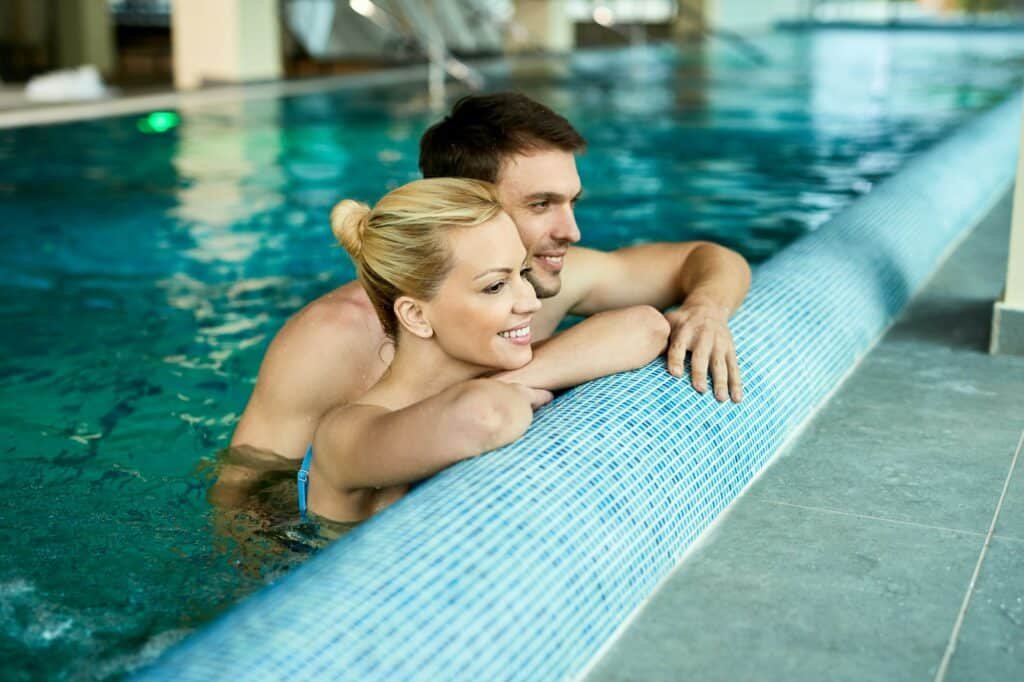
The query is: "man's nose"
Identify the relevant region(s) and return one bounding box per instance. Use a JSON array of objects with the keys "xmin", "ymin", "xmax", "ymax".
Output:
[{"xmin": 552, "ymin": 206, "xmax": 581, "ymax": 244}]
